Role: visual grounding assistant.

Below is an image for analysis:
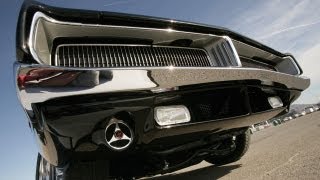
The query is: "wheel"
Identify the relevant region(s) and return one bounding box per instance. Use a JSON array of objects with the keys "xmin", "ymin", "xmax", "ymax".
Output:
[
  {"xmin": 36, "ymin": 153, "xmax": 111, "ymax": 180},
  {"xmin": 63, "ymin": 160, "xmax": 110, "ymax": 180},
  {"xmin": 36, "ymin": 153, "xmax": 58, "ymax": 180},
  {"xmin": 205, "ymin": 129, "xmax": 251, "ymax": 166}
]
